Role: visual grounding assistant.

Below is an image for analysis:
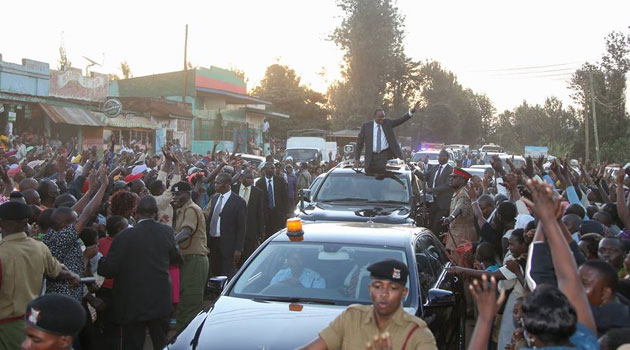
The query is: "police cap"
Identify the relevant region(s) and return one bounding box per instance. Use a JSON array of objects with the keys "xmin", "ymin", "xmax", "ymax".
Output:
[
  {"xmin": 0, "ymin": 201, "xmax": 32, "ymax": 220},
  {"xmin": 171, "ymin": 181, "xmax": 192, "ymax": 193},
  {"xmin": 25, "ymin": 293, "xmax": 86, "ymax": 336},
  {"xmin": 367, "ymin": 259, "xmax": 409, "ymax": 285}
]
